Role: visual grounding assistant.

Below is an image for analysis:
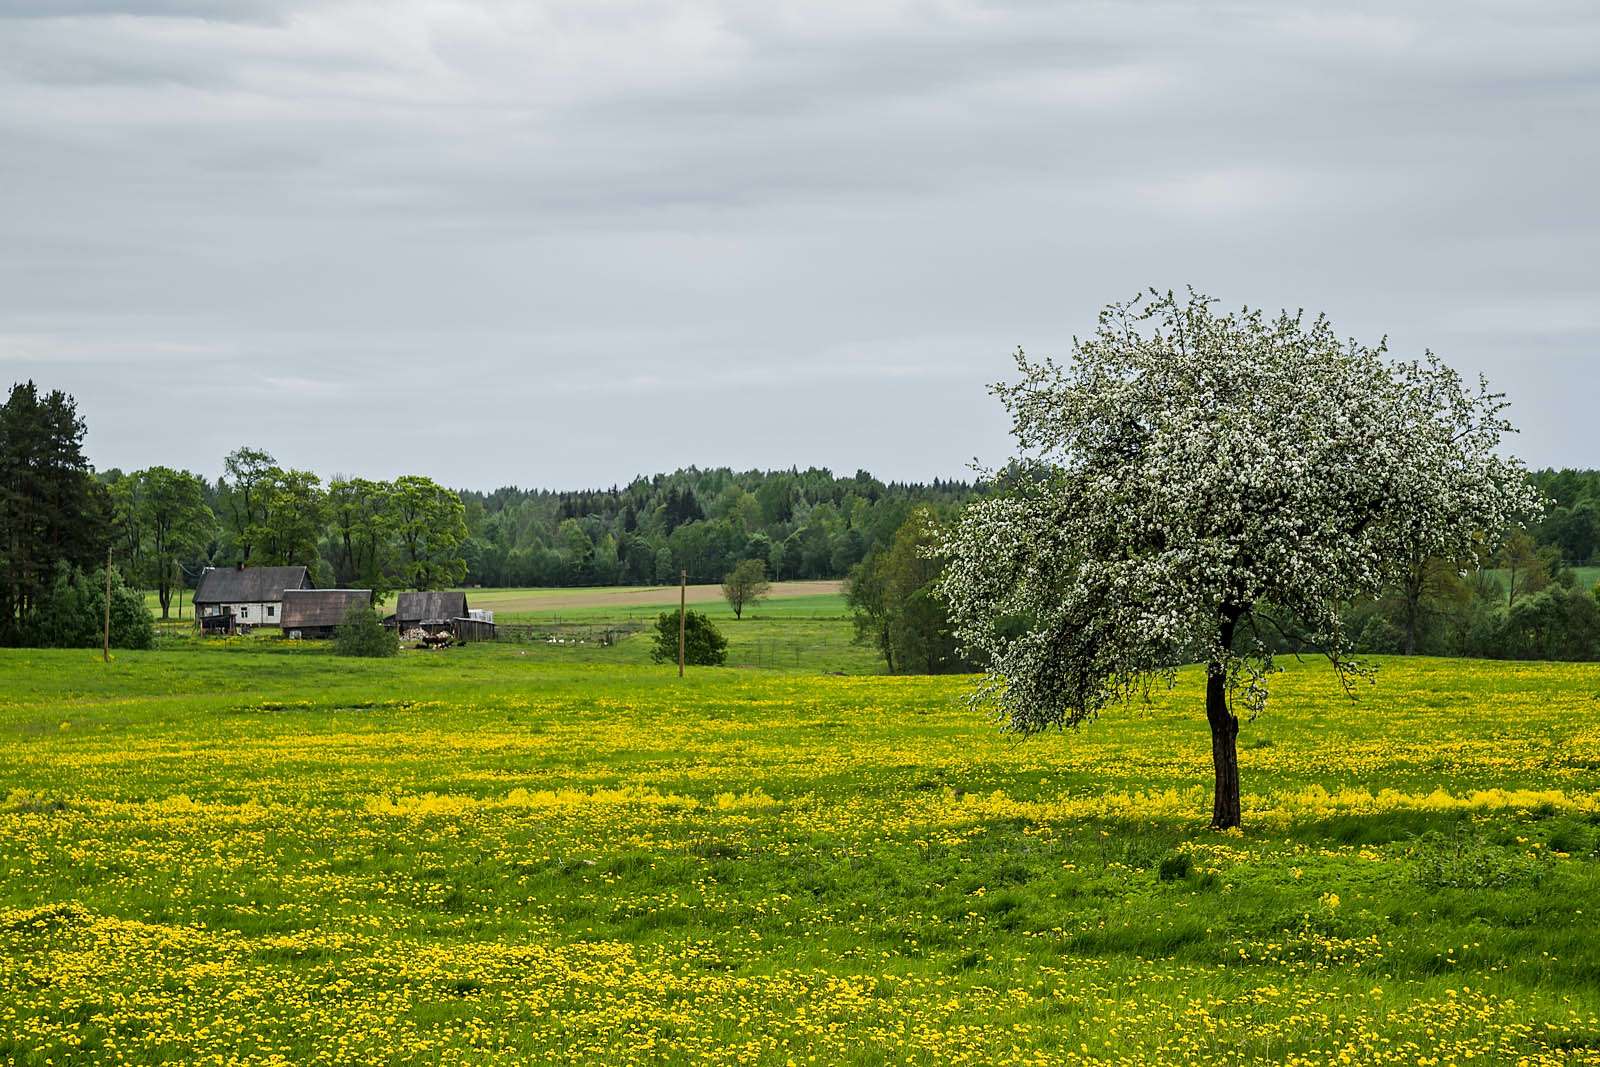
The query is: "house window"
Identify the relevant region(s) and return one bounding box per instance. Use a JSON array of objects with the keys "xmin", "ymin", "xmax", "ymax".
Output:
[
  {"xmin": 239, "ymin": 606, "xmax": 249, "ymax": 619},
  {"xmin": 267, "ymin": 605, "xmax": 276, "ymax": 619}
]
